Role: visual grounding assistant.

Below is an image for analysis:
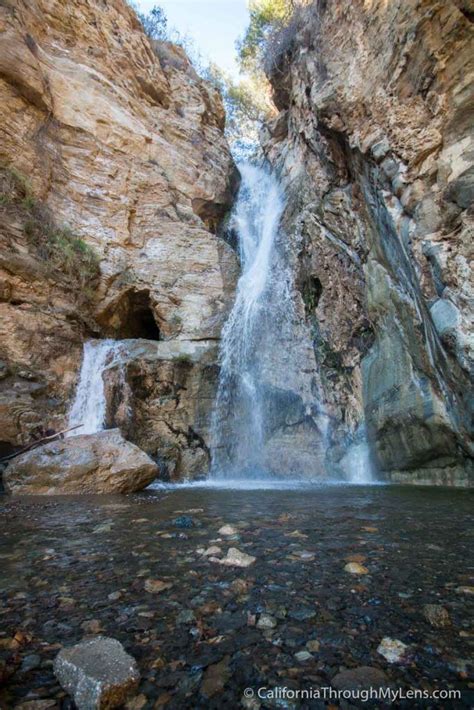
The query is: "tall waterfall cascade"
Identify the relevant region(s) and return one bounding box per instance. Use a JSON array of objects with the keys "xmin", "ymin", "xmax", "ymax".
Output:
[
  {"xmin": 210, "ymin": 164, "xmax": 324, "ymax": 480},
  {"xmin": 67, "ymin": 340, "xmax": 120, "ymax": 436},
  {"xmin": 210, "ymin": 163, "xmax": 373, "ymax": 484}
]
